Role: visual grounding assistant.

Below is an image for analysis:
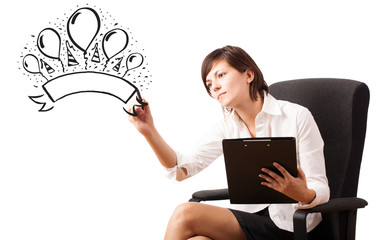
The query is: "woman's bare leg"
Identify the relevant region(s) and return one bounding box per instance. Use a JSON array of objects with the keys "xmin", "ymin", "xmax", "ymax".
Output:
[
  {"xmin": 187, "ymin": 237, "xmax": 212, "ymax": 240},
  {"xmin": 164, "ymin": 202, "xmax": 246, "ymax": 240},
  {"xmin": 188, "ymin": 236, "xmax": 212, "ymax": 240}
]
